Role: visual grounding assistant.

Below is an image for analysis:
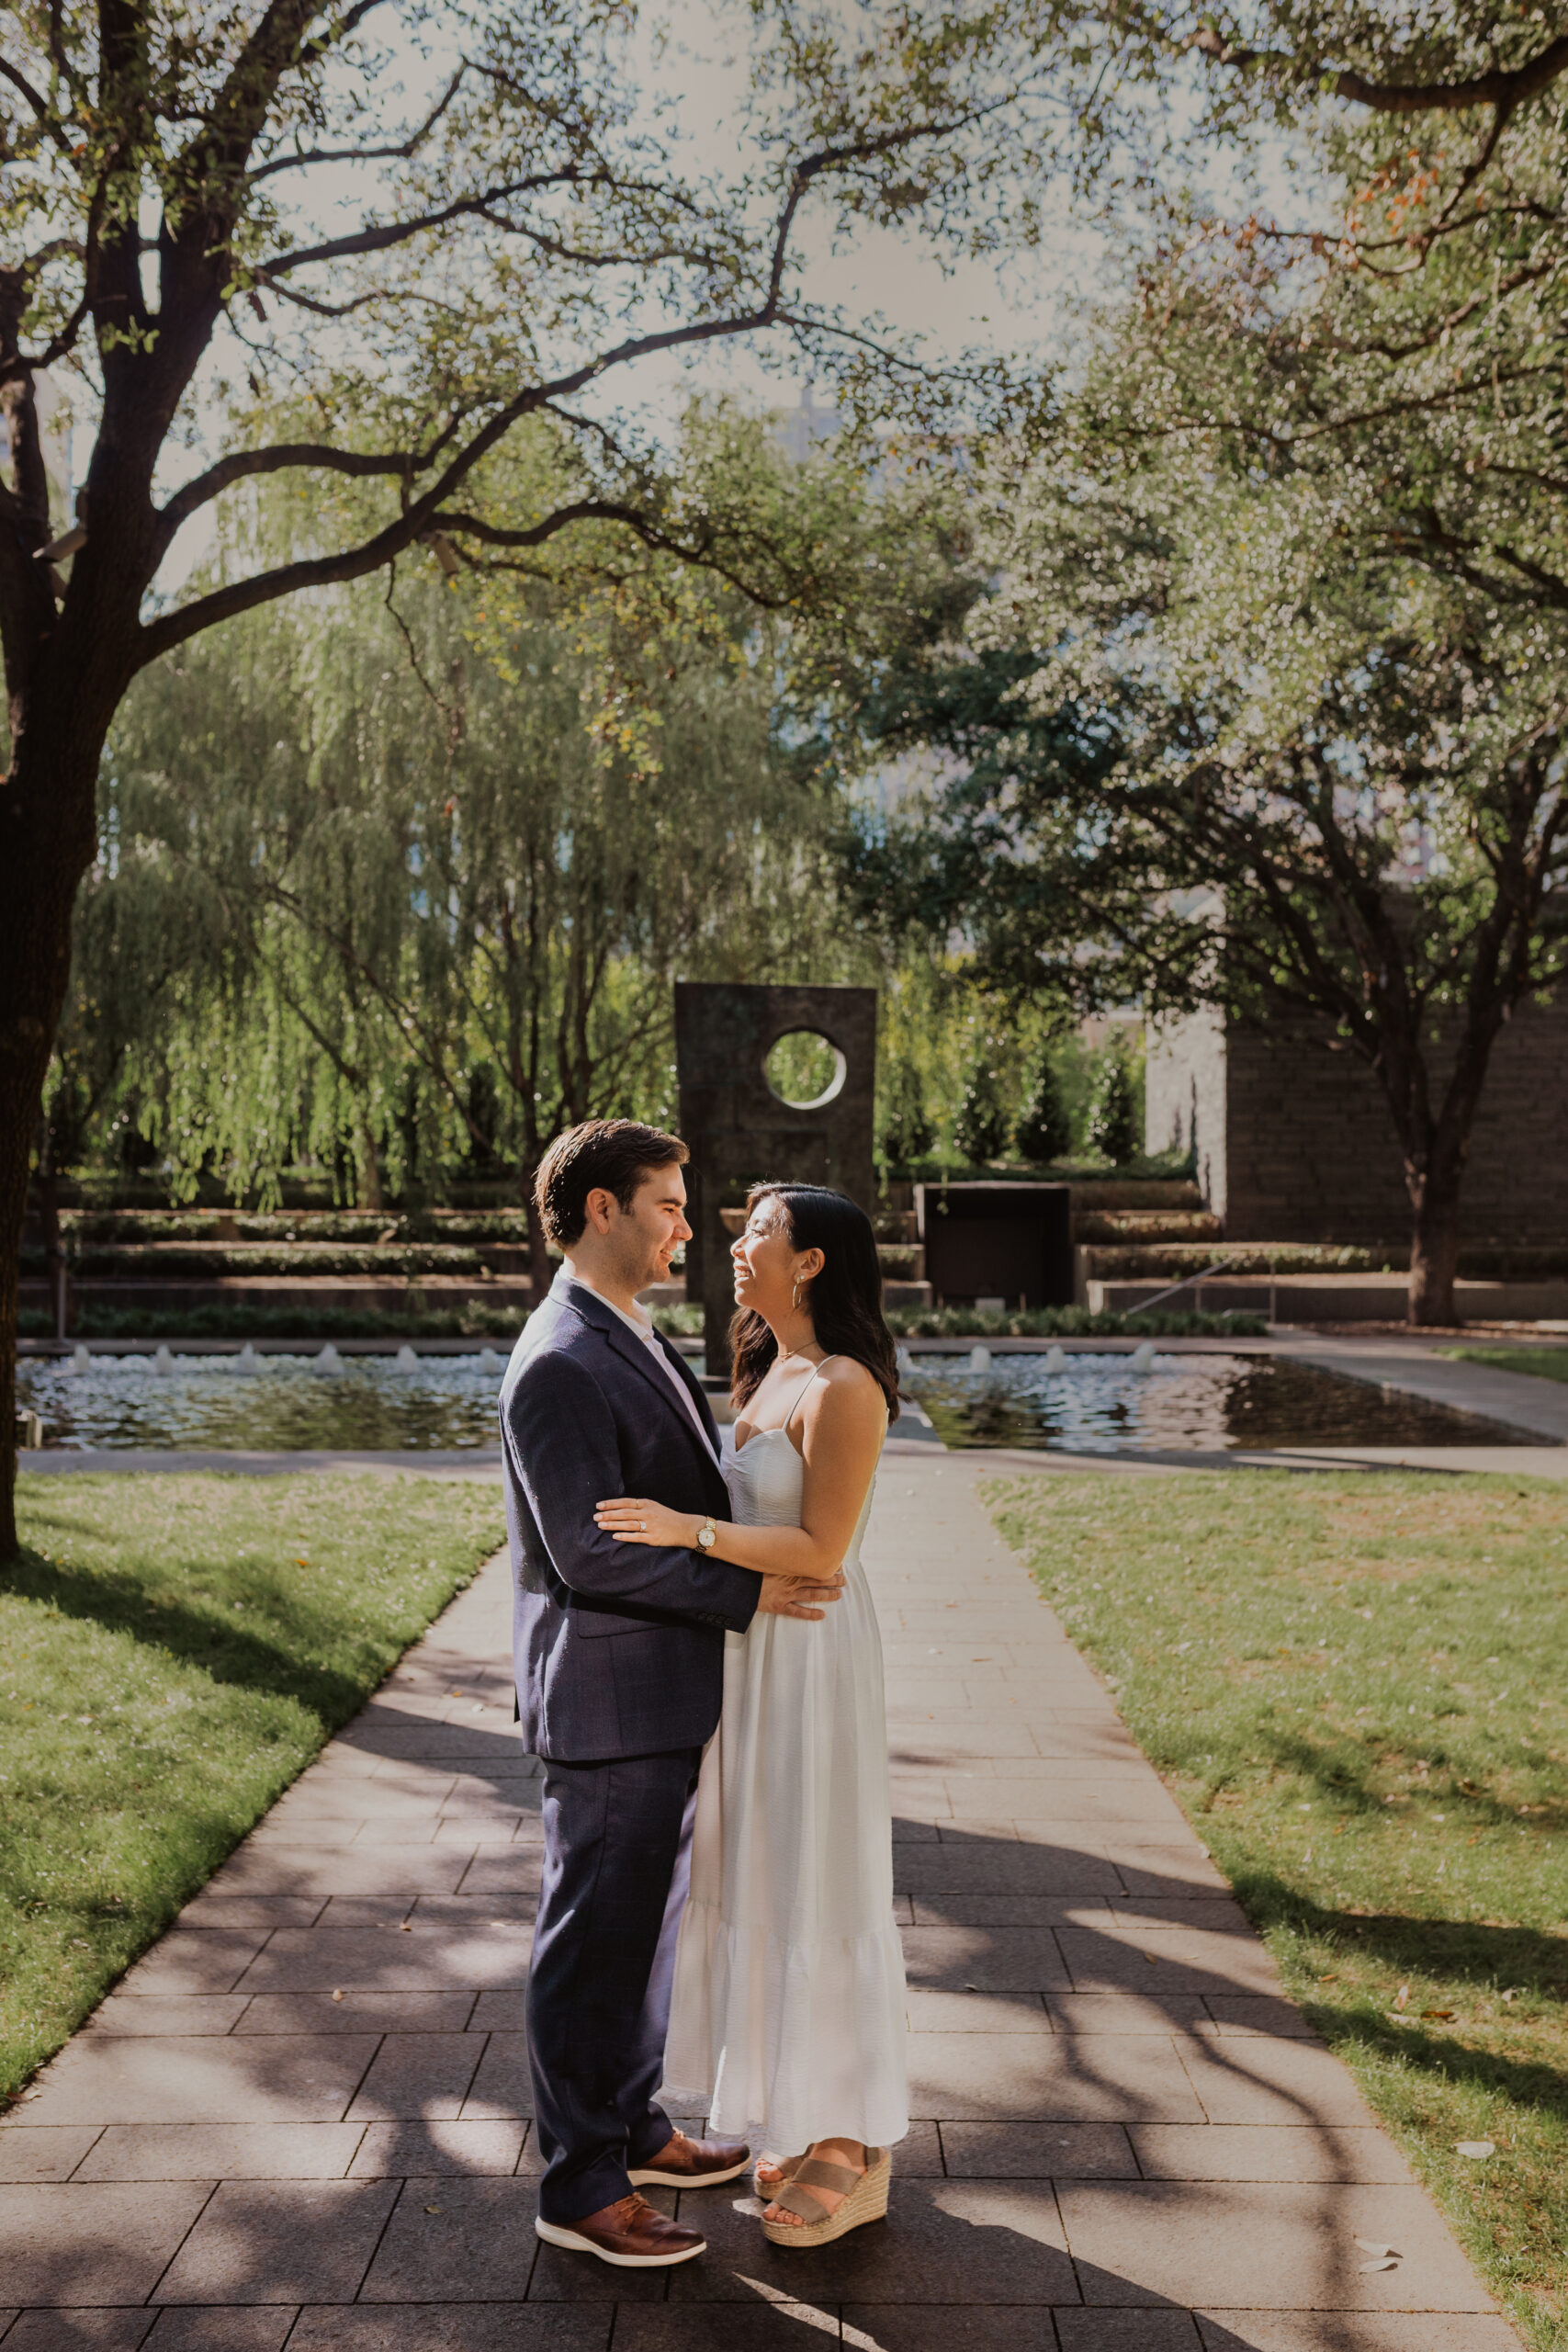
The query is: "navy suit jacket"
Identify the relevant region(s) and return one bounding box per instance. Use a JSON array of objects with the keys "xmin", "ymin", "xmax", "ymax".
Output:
[{"xmin": 500, "ymin": 1272, "xmax": 761, "ymax": 1760}]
